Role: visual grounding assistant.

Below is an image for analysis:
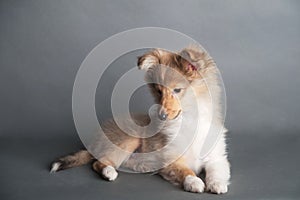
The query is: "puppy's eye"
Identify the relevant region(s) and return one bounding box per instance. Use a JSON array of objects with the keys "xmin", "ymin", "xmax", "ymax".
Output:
[
  {"xmin": 157, "ymin": 90, "xmax": 162, "ymax": 95},
  {"xmin": 173, "ymin": 88, "xmax": 181, "ymax": 93}
]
